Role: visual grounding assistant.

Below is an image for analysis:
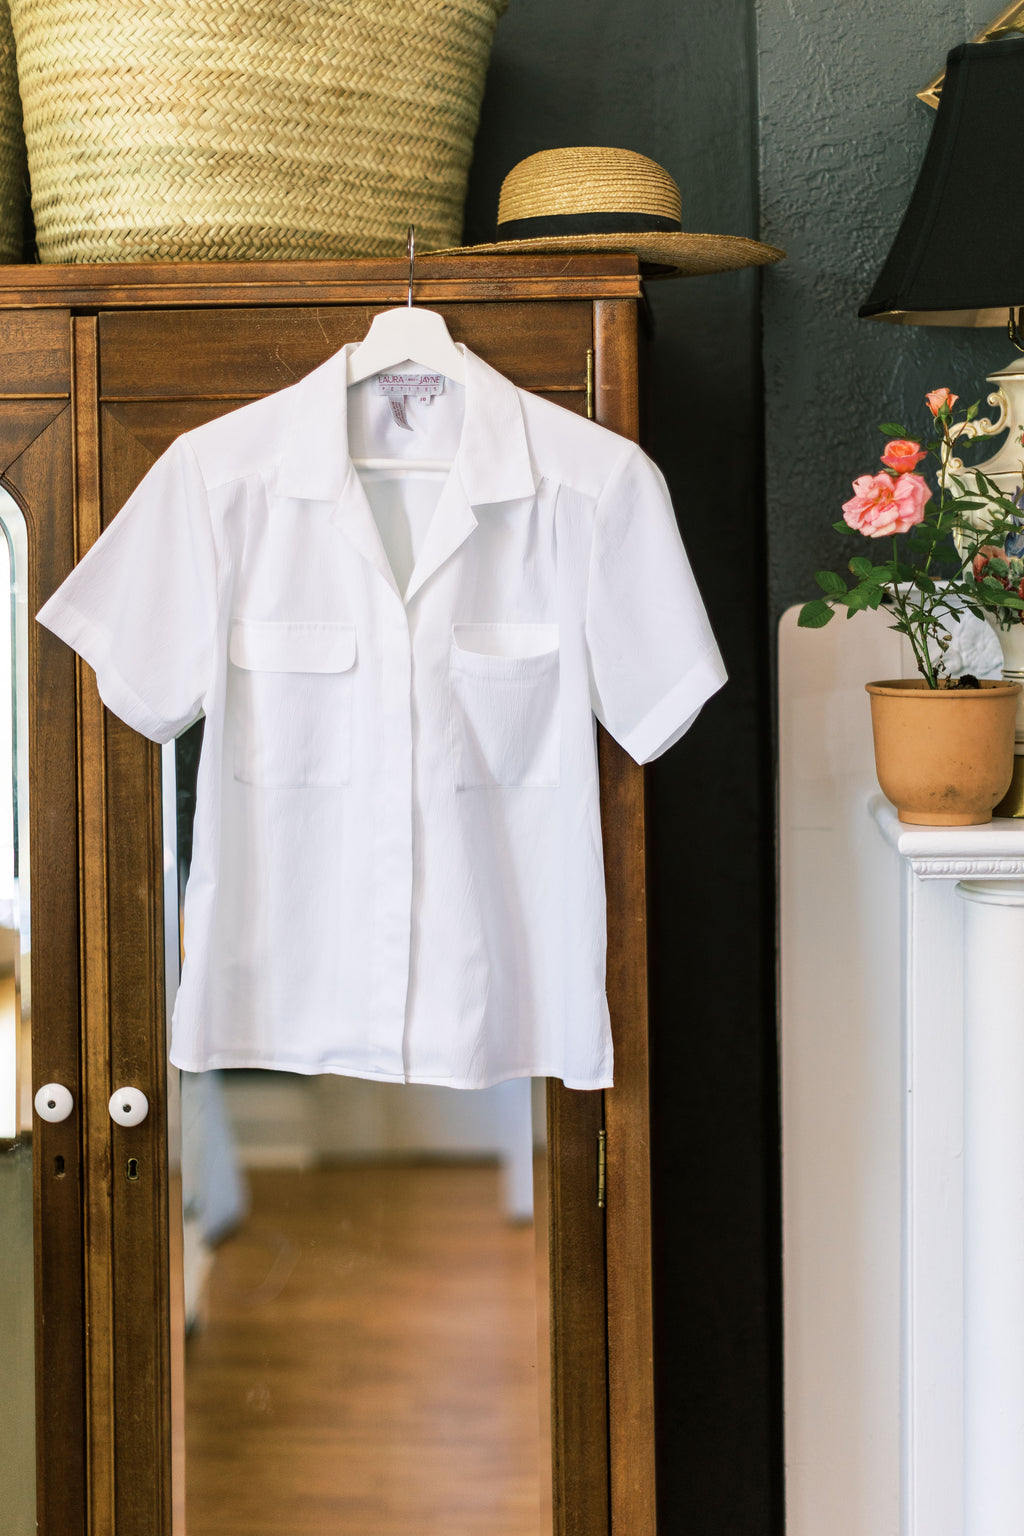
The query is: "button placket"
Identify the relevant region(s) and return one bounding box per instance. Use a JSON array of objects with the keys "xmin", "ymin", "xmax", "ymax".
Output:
[{"xmin": 367, "ymin": 594, "xmax": 414, "ymax": 1075}]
